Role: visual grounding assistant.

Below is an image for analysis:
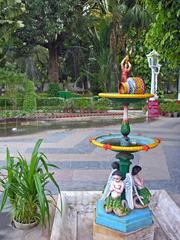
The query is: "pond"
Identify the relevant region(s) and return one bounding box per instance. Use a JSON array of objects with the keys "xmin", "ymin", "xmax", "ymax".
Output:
[{"xmin": 0, "ymin": 117, "xmax": 146, "ymax": 137}]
